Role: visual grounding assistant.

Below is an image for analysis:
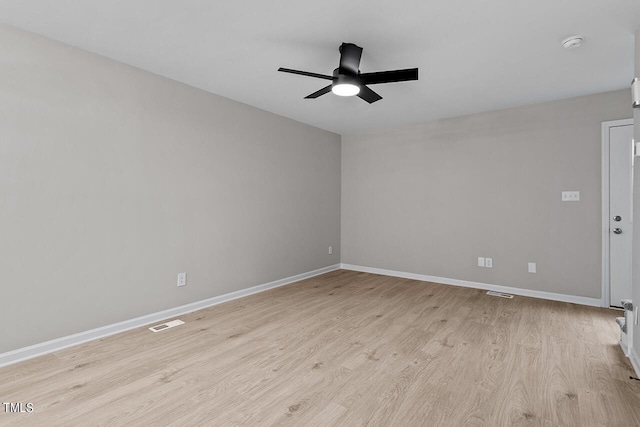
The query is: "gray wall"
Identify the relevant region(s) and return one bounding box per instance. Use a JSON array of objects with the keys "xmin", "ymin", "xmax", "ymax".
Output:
[
  {"xmin": 632, "ymin": 29, "xmax": 640, "ymax": 360},
  {"xmin": 342, "ymin": 90, "xmax": 630, "ymax": 298},
  {"xmin": 0, "ymin": 24, "xmax": 341, "ymax": 353}
]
